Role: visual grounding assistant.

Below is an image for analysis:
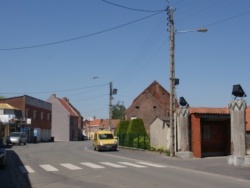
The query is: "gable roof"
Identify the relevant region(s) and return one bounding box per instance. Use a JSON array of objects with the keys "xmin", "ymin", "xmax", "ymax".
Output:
[
  {"xmin": 90, "ymin": 119, "xmax": 120, "ymax": 128},
  {"xmin": 90, "ymin": 119, "xmax": 102, "ymax": 126},
  {"xmin": 57, "ymin": 97, "xmax": 79, "ymax": 117},
  {"xmin": 127, "ymin": 80, "xmax": 172, "ymax": 113},
  {"xmin": 132, "ymin": 80, "xmax": 169, "ymax": 104}
]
